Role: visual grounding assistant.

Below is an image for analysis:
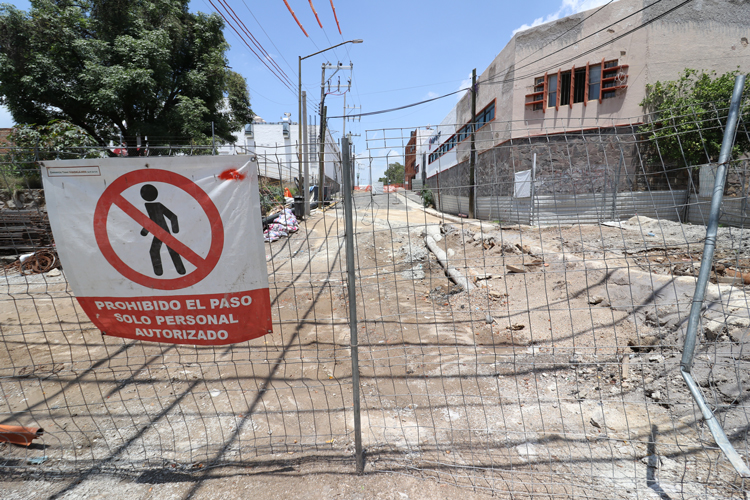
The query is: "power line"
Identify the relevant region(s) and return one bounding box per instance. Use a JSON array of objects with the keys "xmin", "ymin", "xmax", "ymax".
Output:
[
  {"xmin": 209, "ymin": 0, "xmax": 297, "ymax": 95},
  {"xmin": 330, "ymin": 0, "xmax": 693, "ymax": 119},
  {"xmin": 237, "ymin": 0, "xmax": 323, "ymax": 111},
  {"xmin": 219, "ymin": 0, "xmax": 294, "ymax": 86}
]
